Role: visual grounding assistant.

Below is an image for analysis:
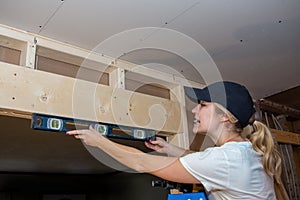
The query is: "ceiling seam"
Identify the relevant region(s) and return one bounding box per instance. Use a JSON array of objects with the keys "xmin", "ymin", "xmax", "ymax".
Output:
[
  {"xmin": 163, "ymin": 1, "xmax": 201, "ymax": 26},
  {"xmin": 38, "ymin": 0, "xmax": 66, "ymax": 34},
  {"xmin": 114, "ymin": 1, "xmax": 202, "ymax": 59},
  {"xmin": 140, "ymin": 1, "xmax": 201, "ymax": 42}
]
